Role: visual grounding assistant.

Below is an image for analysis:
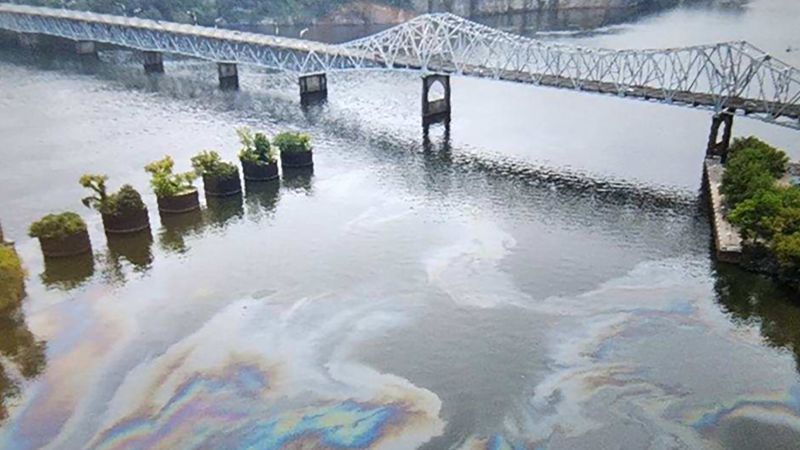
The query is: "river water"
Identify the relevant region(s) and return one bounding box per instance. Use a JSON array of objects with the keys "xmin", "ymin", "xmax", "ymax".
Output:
[{"xmin": 0, "ymin": 0, "xmax": 799, "ymax": 449}]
